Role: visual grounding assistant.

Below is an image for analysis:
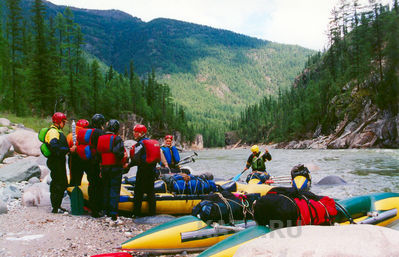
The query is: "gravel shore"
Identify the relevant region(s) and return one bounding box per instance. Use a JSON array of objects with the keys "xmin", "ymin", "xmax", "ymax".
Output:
[{"xmin": 0, "ymin": 199, "xmax": 193, "ymax": 257}]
